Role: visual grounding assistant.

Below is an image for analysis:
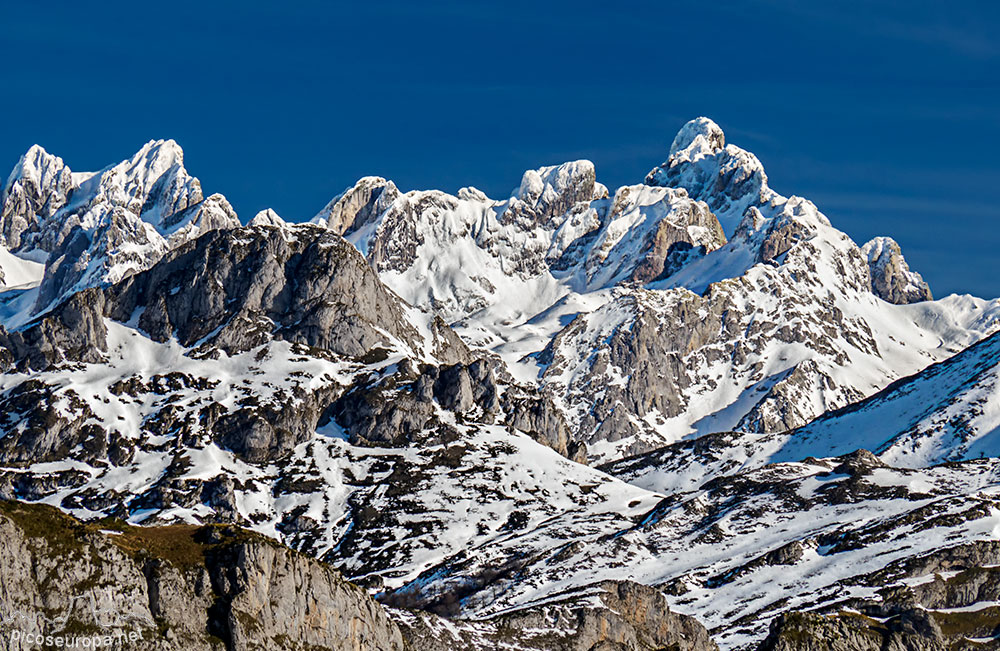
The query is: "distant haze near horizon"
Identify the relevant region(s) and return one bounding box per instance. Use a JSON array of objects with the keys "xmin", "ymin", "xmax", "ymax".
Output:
[{"xmin": 1, "ymin": 1, "xmax": 998, "ymax": 298}]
